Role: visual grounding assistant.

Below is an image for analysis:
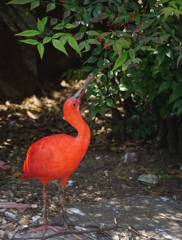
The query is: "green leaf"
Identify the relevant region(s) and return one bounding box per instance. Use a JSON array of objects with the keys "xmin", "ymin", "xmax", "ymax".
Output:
[
  {"xmin": 79, "ymin": 41, "xmax": 86, "ymax": 51},
  {"xmin": 160, "ymin": 33, "xmax": 171, "ymax": 42},
  {"xmin": 148, "ymin": 91, "xmax": 156, "ymax": 102},
  {"xmin": 50, "ymin": 18, "xmax": 58, "ymax": 26},
  {"xmin": 87, "ymin": 39, "xmax": 100, "ymax": 44},
  {"xmin": 129, "ymin": 48, "xmax": 135, "ymax": 60},
  {"xmin": 30, "ymin": 1, "xmax": 40, "ymax": 10},
  {"xmin": 20, "ymin": 39, "xmax": 39, "ymax": 45},
  {"xmin": 97, "ymin": 59, "xmax": 104, "ymax": 69},
  {"xmin": 158, "ymin": 81, "xmax": 170, "ymax": 93},
  {"xmin": 74, "ymin": 32, "xmax": 84, "ymax": 40},
  {"xmin": 160, "ymin": 7, "xmax": 174, "ymax": 21},
  {"xmin": 65, "ymin": 23, "xmax": 78, "ymax": 29},
  {"xmin": 52, "ymin": 33, "xmax": 64, "ymax": 39},
  {"xmin": 118, "ymin": 83, "xmax": 128, "ymax": 91},
  {"xmin": 122, "ymin": 59, "xmax": 132, "ymax": 71},
  {"xmin": 63, "ymin": 10, "xmax": 71, "ymax": 19},
  {"xmin": 53, "ymin": 23, "xmax": 63, "ymax": 30},
  {"xmin": 82, "ymin": 65, "xmax": 93, "ymax": 72},
  {"xmin": 100, "ymin": 106, "xmax": 106, "ymax": 118},
  {"xmin": 15, "ymin": 30, "xmax": 40, "ymax": 37},
  {"xmin": 60, "ymin": 35, "xmax": 67, "ymax": 45},
  {"xmin": 177, "ymin": 106, "xmax": 182, "ymax": 115},
  {"xmin": 112, "ymin": 51, "xmax": 128, "ymax": 71},
  {"xmin": 37, "ymin": 43, "xmax": 44, "ymax": 59},
  {"xmin": 86, "ymin": 30, "xmax": 100, "ymax": 36},
  {"xmin": 169, "ymin": 1, "xmax": 177, "ymax": 9},
  {"xmin": 93, "ymin": 5, "xmax": 102, "ymax": 17},
  {"xmin": 86, "ymin": 56, "xmax": 98, "ymax": 63},
  {"xmin": 133, "ymin": 84, "xmax": 144, "ymax": 99},
  {"xmin": 41, "ymin": 17, "xmax": 48, "ymax": 28},
  {"xmin": 117, "ymin": 6, "xmax": 127, "ymax": 14},
  {"xmin": 133, "ymin": 2, "xmax": 139, "ymax": 13},
  {"xmin": 43, "ymin": 37, "xmax": 52, "ymax": 44},
  {"xmin": 37, "ymin": 18, "xmax": 44, "ymax": 33},
  {"xmin": 177, "ymin": 54, "xmax": 182, "ymax": 67},
  {"xmin": 117, "ymin": 38, "xmax": 131, "ymax": 48},
  {"xmin": 67, "ymin": 35, "xmax": 81, "ymax": 57},
  {"xmin": 92, "ymin": 48, "xmax": 103, "ymax": 55},
  {"xmin": 169, "ymin": 92, "xmax": 181, "ymax": 103},
  {"xmin": 88, "ymin": 107, "xmax": 98, "ymax": 120},
  {"xmin": 132, "ymin": 58, "xmax": 142, "ymax": 64},
  {"xmin": 46, "ymin": 3, "xmax": 56, "ymax": 12},
  {"xmin": 174, "ymin": 9, "xmax": 181, "ymax": 19},
  {"xmin": 52, "ymin": 39, "xmax": 68, "ymax": 56},
  {"xmin": 171, "ymin": 81, "xmax": 177, "ymax": 91},
  {"xmin": 7, "ymin": 0, "xmax": 32, "ymax": 4},
  {"xmin": 158, "ymin": 0, "xmax": 169, "ymax": 3},
  {"xmin": 173, "ymin": 99, "xmax": 182, "ymax": 109},
  {"xmin": 166, "ymin": 48, "xmax": 173, "ymax": 59},
  {"xmin": 150, "ymin": 0, "xmax": 157, "ymax": 8},
  {"xmin": 105, "ymin": 98, "xmax": 116, "ymax": 108},
  {"xmin": 100, "ymin": 74, "xmax": 107, "ymax": 85}
]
